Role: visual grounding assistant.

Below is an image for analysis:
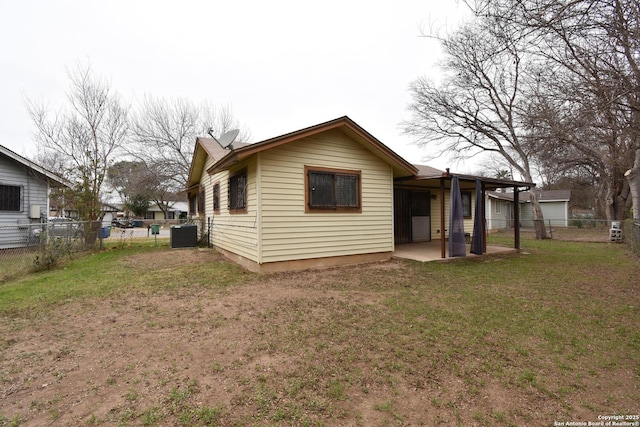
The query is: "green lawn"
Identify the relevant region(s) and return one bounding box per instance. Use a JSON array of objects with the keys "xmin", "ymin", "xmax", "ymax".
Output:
[{"xmin": 0, "ymin": 239, "xmax": 638, "ymax": 426}]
